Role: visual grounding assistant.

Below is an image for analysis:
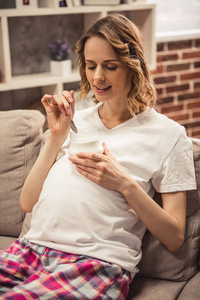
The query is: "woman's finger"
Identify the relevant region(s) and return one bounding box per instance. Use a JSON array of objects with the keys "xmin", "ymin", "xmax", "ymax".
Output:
[
  {"xmin": 102, "ymin": 142, "xmax": 116, "ymax": 159},
  {"xmin": 61, "ymin": 95, "xmax": 71, "ymax": 115},
  {"xmin": 69, "ymin": 90, "xmax": 74, "ymax": 99},
  {"xmin": 76, "ymin": 165, "xmax": 100, "ymax": 183},
  {"xmin": 75, "ymin": 152, "xmax": 106, "ymax": 162},
  {"xmin": 68, "ymin": 155, "xmax": 98, "ymax": 168},
  {"xmin": 41, "ymin": 94, "xmax": 53, "ymax": 109},
  {"xmin": 63, "ymin": 90, "xmax": 75, "ymax": 115},
  {"xmin": 51, "ymin": 94, "xmax": 65, "ymax": 112},
  {"xmin": 75, "ymin": 162, "xmax": 97, "ymax": 173},
  {"xmin": 62, "ymin": 90, "xmax": 73, "ymax": 103}
]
